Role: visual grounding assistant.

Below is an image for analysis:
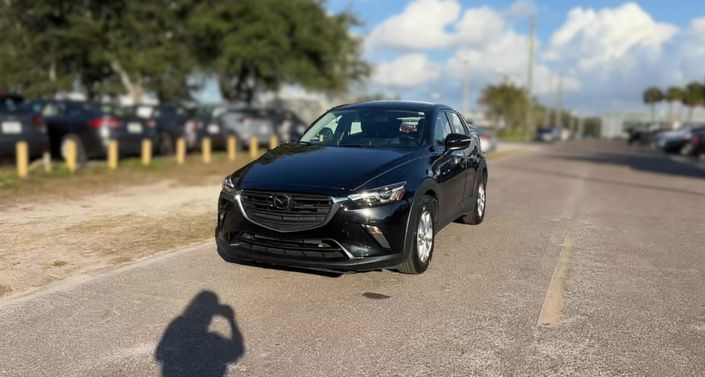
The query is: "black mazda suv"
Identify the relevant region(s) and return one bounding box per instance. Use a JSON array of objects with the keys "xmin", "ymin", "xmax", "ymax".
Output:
[{"xmin": 215, "ymin": 101, "xmax": 488, "ymax": 274}]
